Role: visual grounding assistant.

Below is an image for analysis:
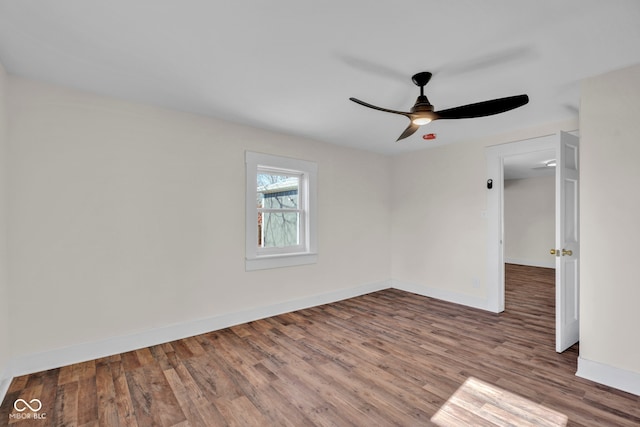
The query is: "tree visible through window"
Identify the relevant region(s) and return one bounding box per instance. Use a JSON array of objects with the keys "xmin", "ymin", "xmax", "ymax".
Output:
[{"xmin": 257, "ymin": 171, "xmax": 302, "ymax": 249}]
